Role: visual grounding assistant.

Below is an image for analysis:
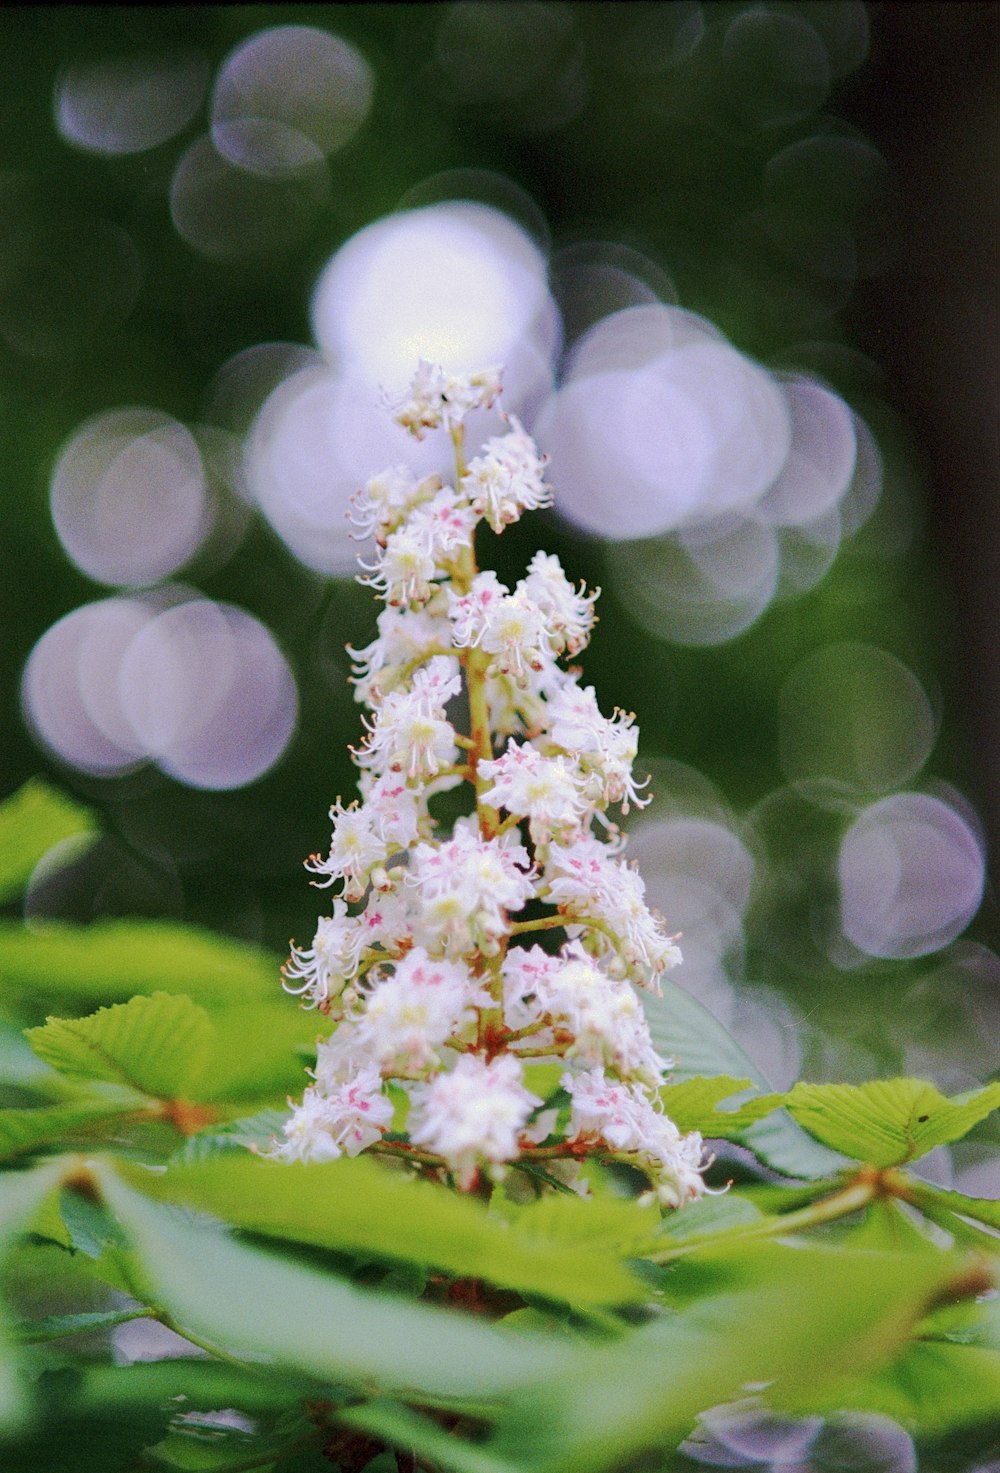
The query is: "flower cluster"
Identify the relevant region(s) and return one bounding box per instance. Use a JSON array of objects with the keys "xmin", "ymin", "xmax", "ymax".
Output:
[{"xmin": 276, "ymin": 362, "xmax": 709, "ymax": 1208}]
